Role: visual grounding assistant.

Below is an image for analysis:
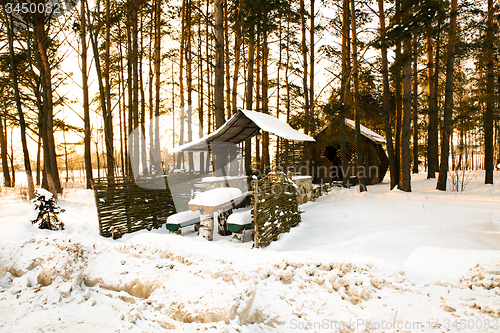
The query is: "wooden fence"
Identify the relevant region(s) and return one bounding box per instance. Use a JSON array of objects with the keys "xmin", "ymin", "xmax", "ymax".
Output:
[
  {"xmin": 92, "ymin": 173, "xmax": 202, "ymax": 238},
  {"xmin": 252, "ymin": 173, "xmax": 302, "ymax": 248}
]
